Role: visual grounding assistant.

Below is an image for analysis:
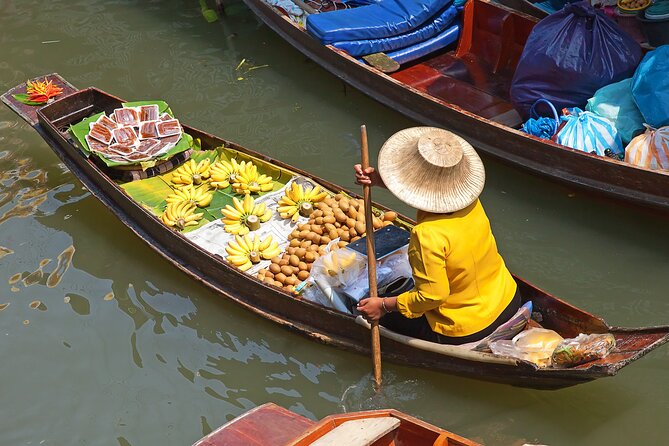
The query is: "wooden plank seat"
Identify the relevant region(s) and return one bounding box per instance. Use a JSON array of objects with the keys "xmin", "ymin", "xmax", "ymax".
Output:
[{"xmin": 308, "ymin": 417, "xmax": 401, "ymax": 446}]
